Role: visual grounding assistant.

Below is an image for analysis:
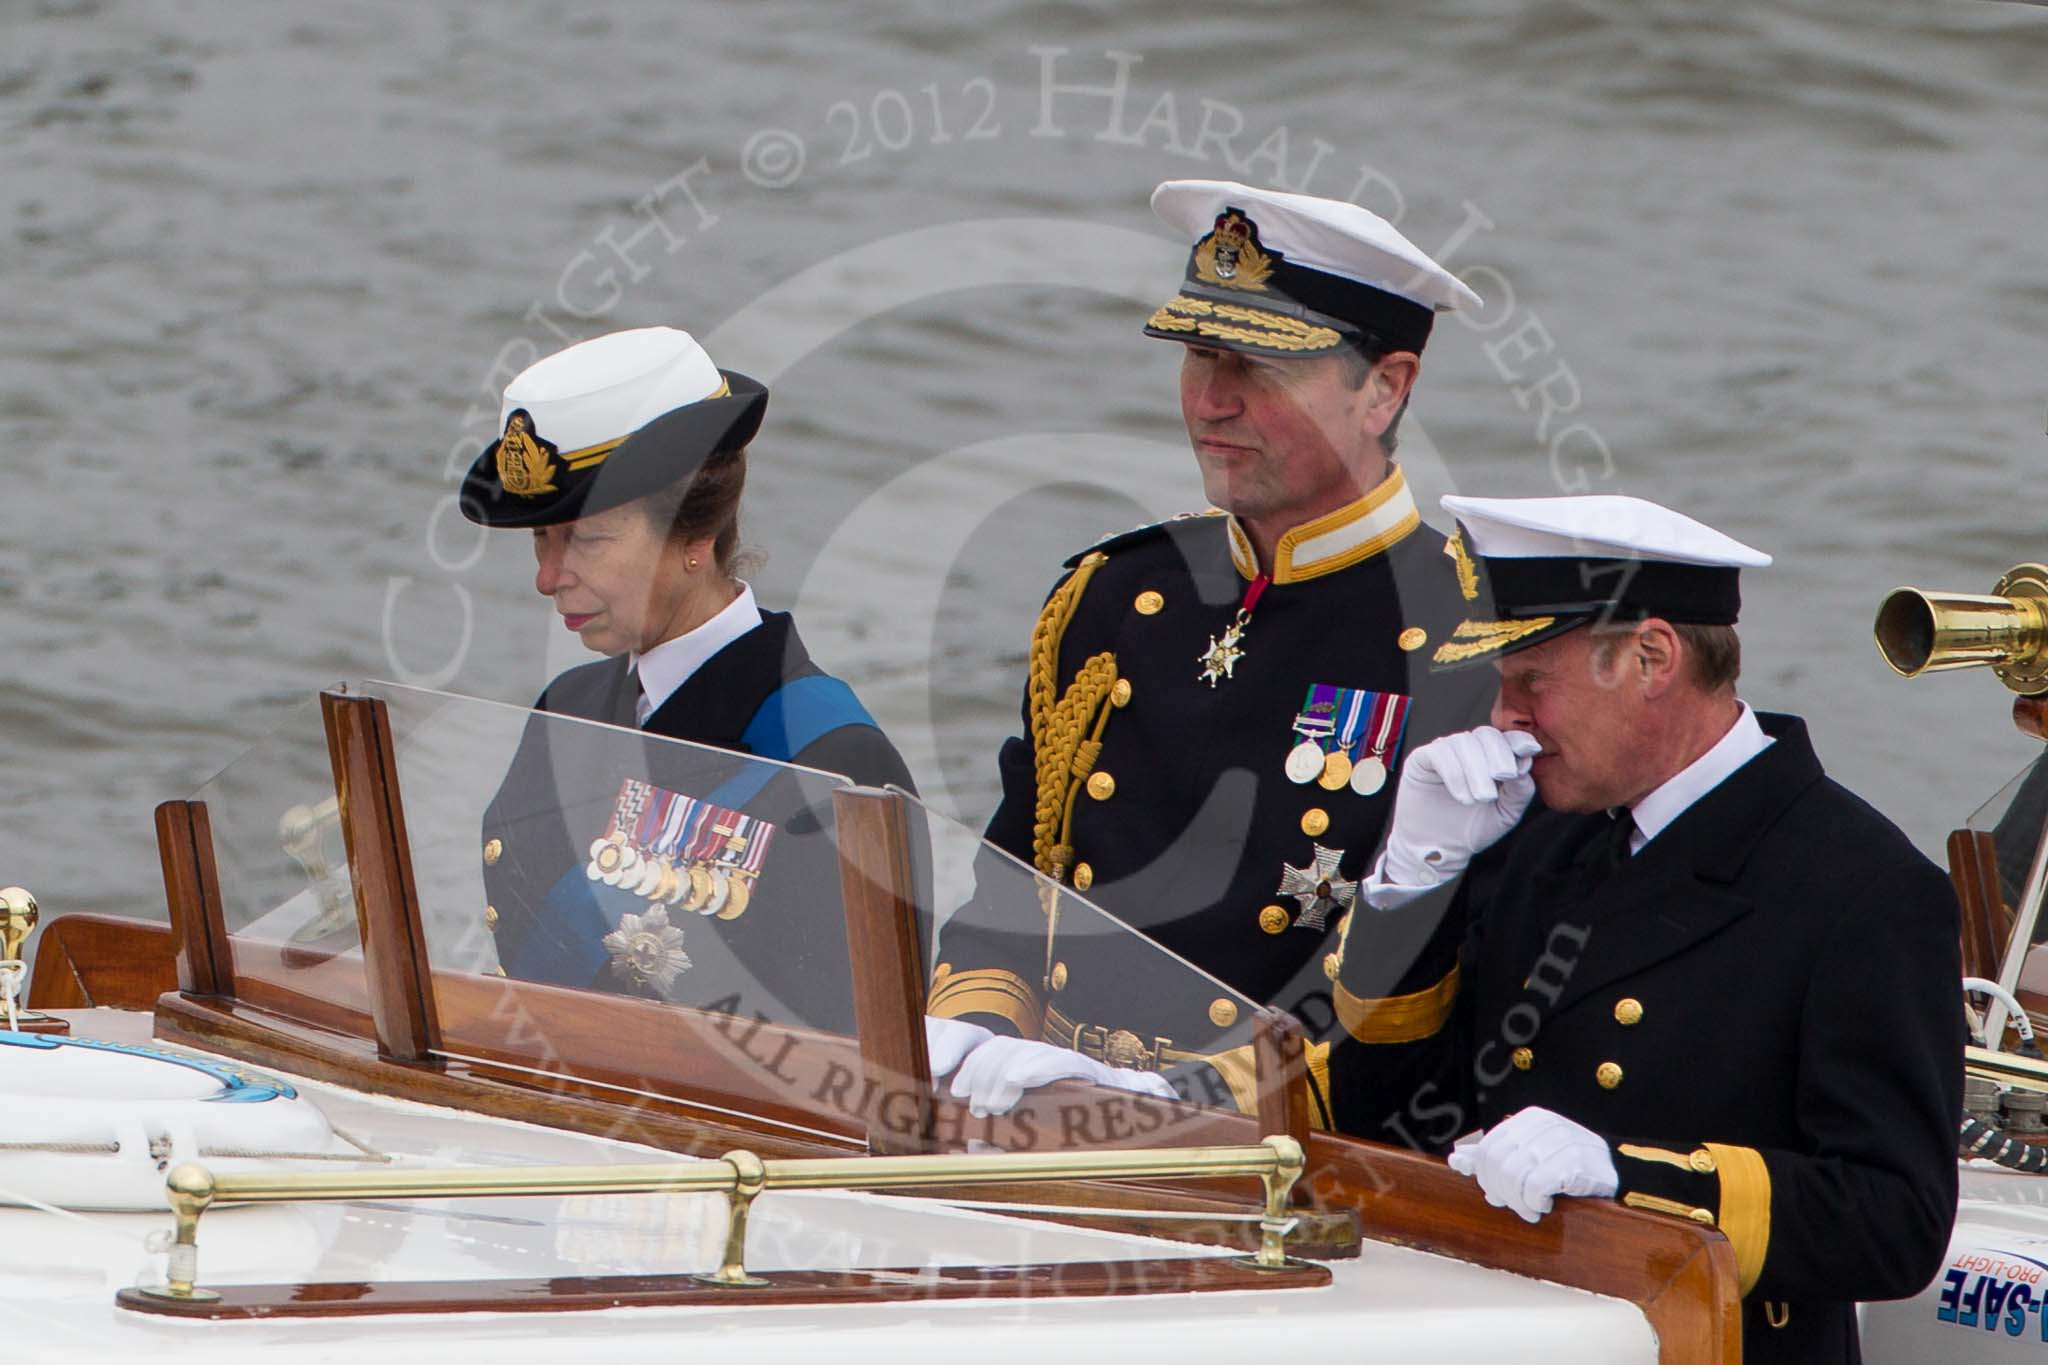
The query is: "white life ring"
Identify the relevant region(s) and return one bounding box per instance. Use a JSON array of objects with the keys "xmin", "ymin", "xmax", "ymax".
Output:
[{"xmin": 0, "ymin": 1030, "xmax": 339, "ymax": 1211}]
